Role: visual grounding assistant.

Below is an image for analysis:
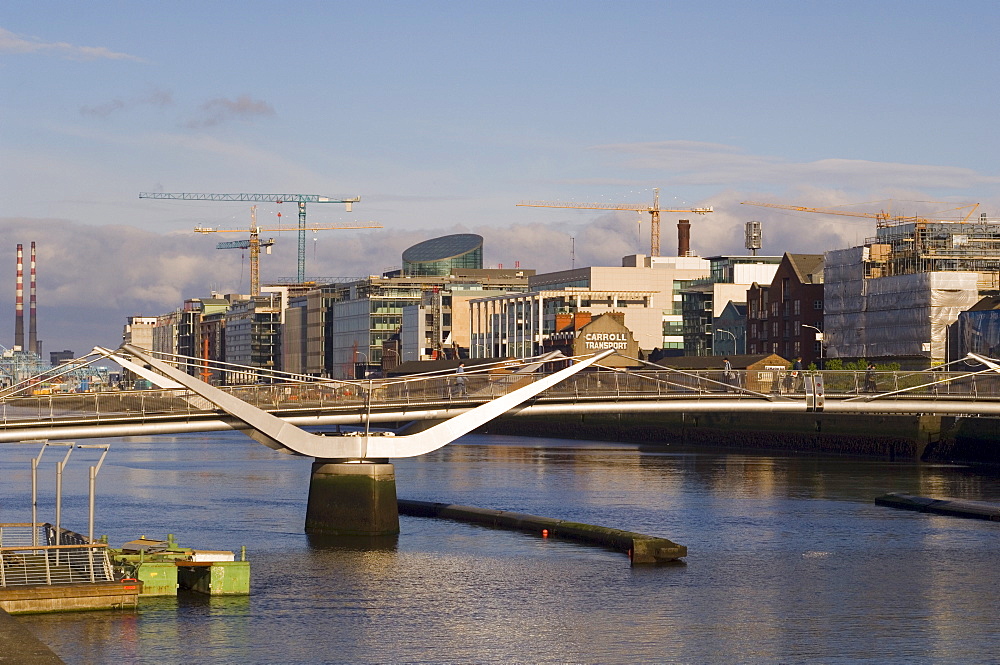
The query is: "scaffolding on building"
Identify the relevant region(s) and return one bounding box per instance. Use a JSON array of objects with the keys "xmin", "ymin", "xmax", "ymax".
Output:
[
  {"xmin": 824, "ymin": 215, "xmax": 1000, "ymax": 364},
  {"xmin": 866, "ymin": 214, "xmax": 1000, "ymax": 289}
]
